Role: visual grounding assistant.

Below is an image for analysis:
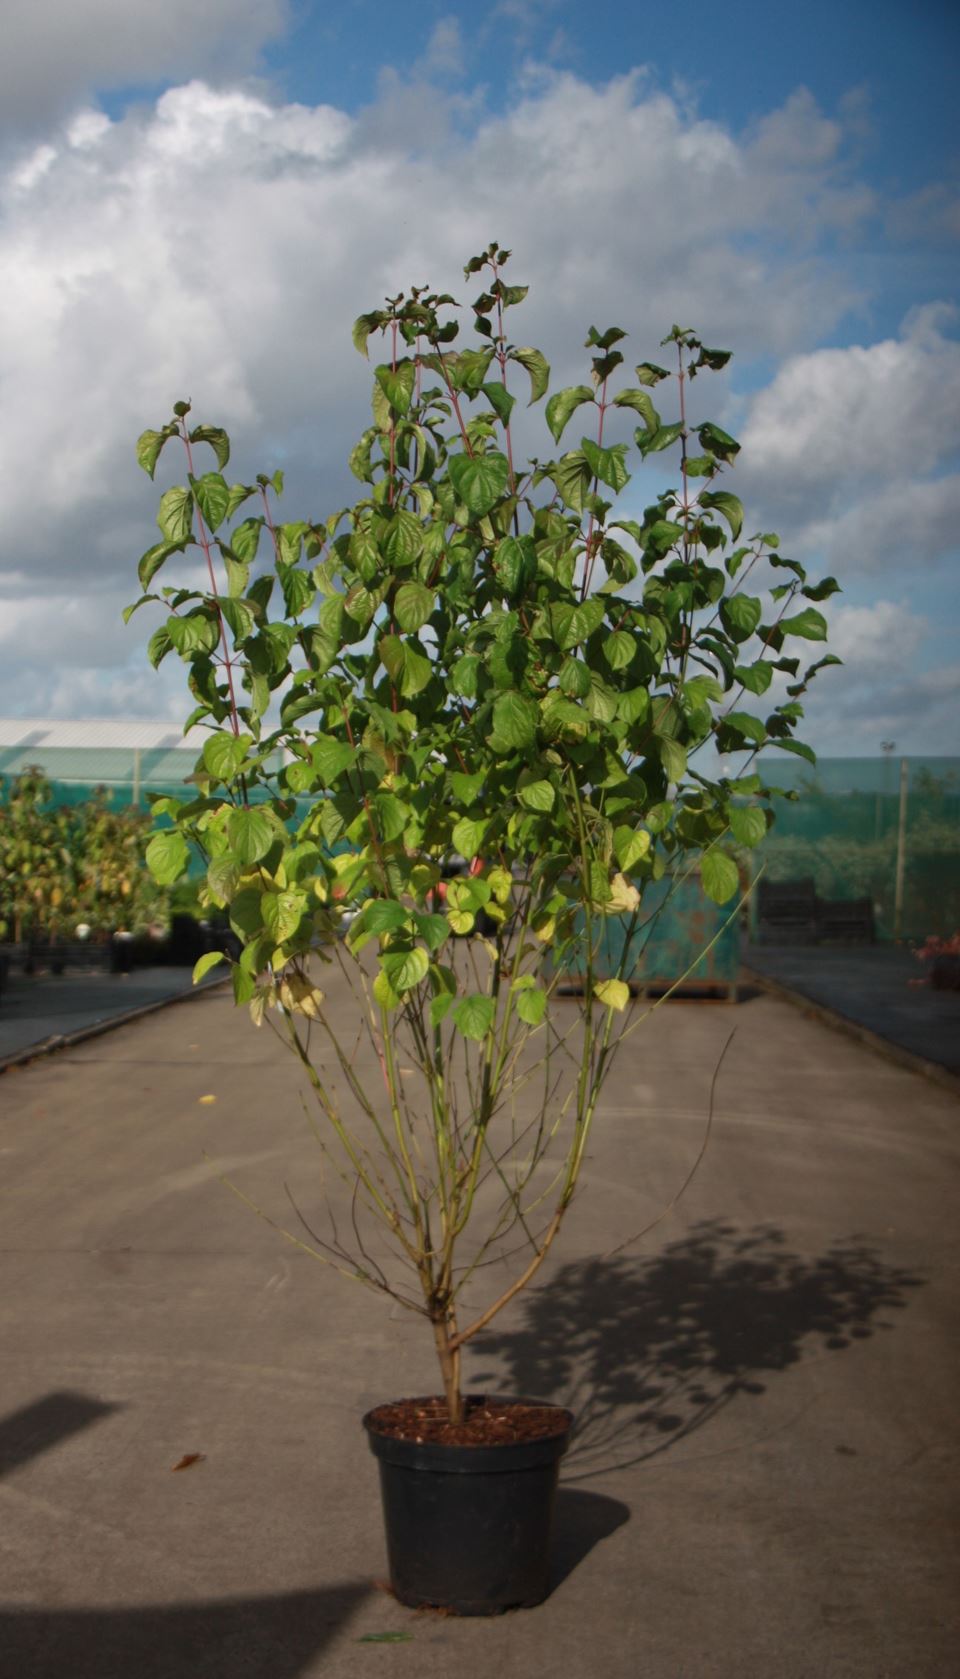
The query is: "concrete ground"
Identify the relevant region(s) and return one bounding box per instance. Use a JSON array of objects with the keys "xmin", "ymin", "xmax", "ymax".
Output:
[
  {"xmin": 0, "ymin": 967, "xmax": 221, "ymax": 1067},
  {"xmin": 745, "ymin": 943, "xmax": 960, "ymax": 1081},
  {"xmin": 1, "ymin": 975, "xmax": 958, "ymax": 1678}
]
